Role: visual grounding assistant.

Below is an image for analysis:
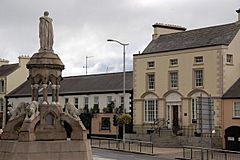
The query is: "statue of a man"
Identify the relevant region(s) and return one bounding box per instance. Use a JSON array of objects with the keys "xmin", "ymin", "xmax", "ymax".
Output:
[{"xmin": 39, "ymin": 11, "xmax": 54, "ymax": 52}]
